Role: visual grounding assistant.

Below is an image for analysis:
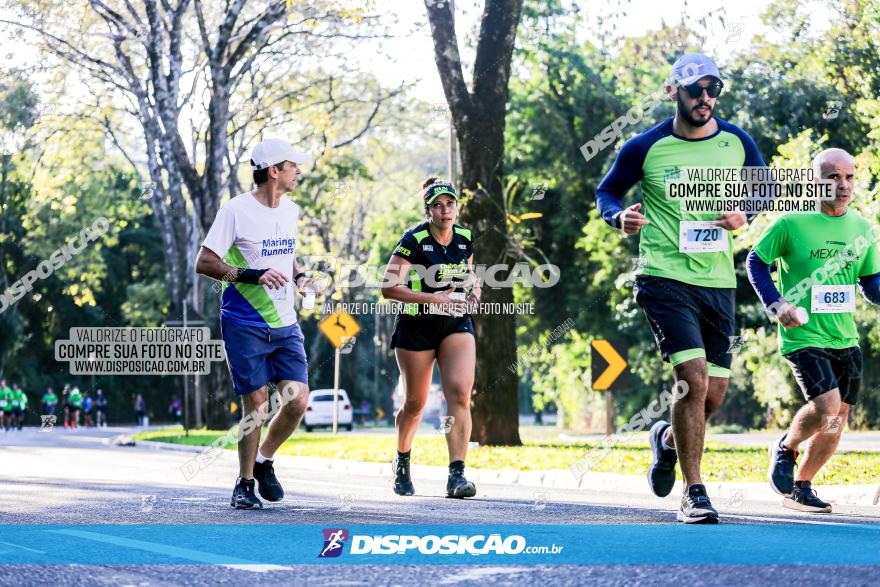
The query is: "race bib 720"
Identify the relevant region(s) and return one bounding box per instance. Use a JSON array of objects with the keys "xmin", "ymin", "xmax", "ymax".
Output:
[{"xmin": 679, "ymin": 221, "xmax": 728, "ymax": 253}]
